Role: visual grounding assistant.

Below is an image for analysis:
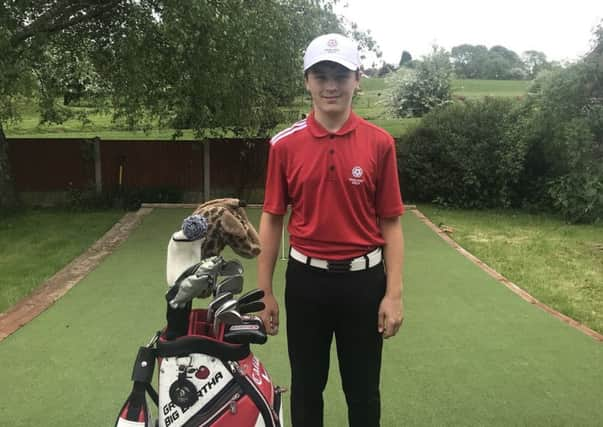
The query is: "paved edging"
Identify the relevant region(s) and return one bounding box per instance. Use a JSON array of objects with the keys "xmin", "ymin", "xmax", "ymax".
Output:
[
  {"xmin": 412, "ymin": 208, "xmax": 603, "ymax": 342},
  {"xmin": 0, "ymin": 207, "xmax": 154, "ymax": 342}
]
